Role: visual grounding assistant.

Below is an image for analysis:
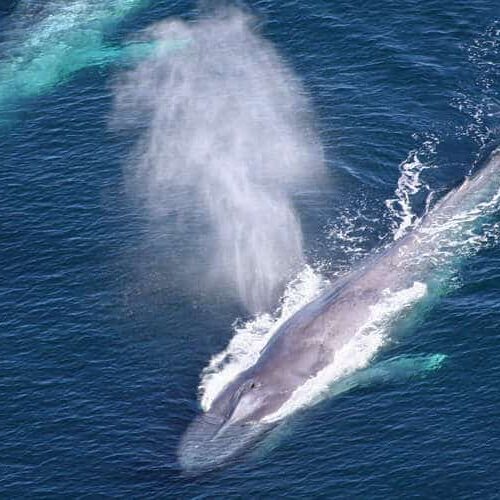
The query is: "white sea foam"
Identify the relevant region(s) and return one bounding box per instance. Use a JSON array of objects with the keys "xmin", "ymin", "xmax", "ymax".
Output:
[
  {"xmin": 385, "ymin": 138, "xmax": 437, "ymax": 240},
  {"xmin": 326, "ymin": 203, "xmax": 378, "ymax": 265}
]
